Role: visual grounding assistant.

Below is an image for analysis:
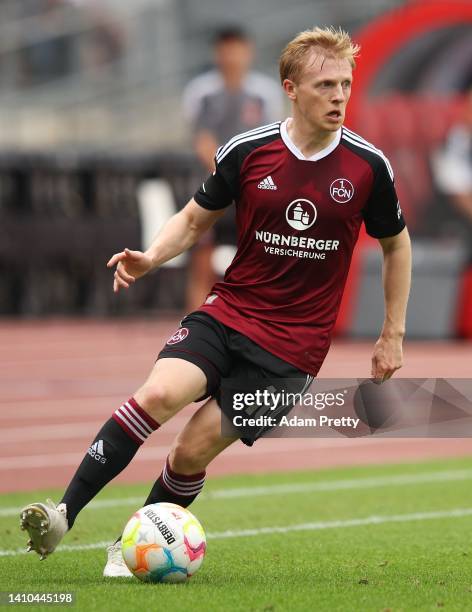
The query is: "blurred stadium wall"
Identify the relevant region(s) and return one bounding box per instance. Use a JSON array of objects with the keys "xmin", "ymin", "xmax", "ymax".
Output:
[
  {"xmin": 0, "ymin": 0, "xmax": 403, "ymax": 149},
  {"xmin": 0, "ymin": 0, "xmax": 471, "ymax": 340}
]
